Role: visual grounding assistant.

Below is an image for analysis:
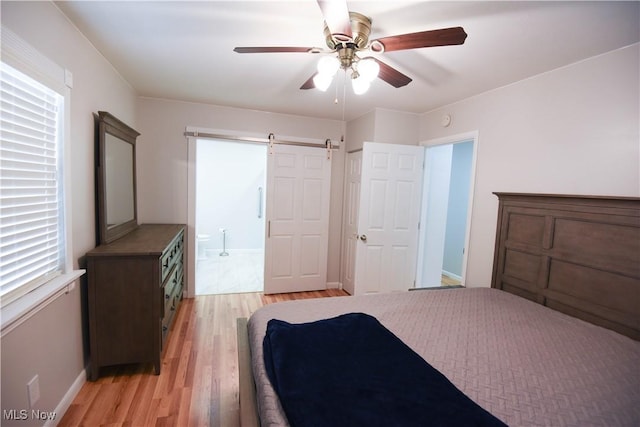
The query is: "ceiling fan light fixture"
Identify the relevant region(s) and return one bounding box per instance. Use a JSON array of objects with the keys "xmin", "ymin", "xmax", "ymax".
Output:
[
  {"xmin": 317, "ymin": 55, "xmax": 340, "ymax": 76},
  {"xmin": 351, "ymin": 73, "xmax": 370, "ymax": 95},
  {"xmin": 357, "ymin": 57, "xmax": 379, "ymax": 81},
  {"xmin": 313, "ymin": 72, "xmax": 333, "ymax": 92}
]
